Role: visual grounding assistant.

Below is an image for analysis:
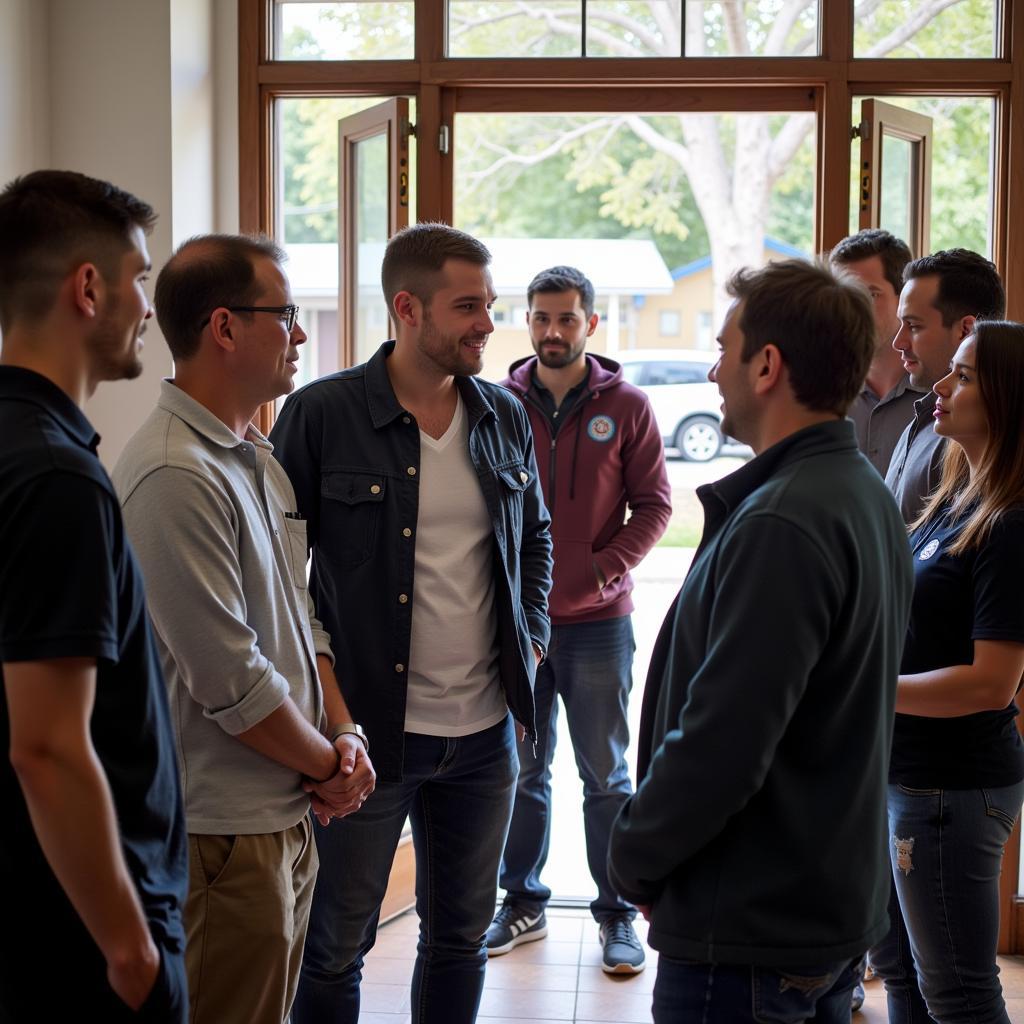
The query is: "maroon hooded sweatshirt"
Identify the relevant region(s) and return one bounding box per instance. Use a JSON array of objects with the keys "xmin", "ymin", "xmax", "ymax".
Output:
[{"xmin": 503, "ymin": 353, "xmax": 672, "ymax": 626}]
